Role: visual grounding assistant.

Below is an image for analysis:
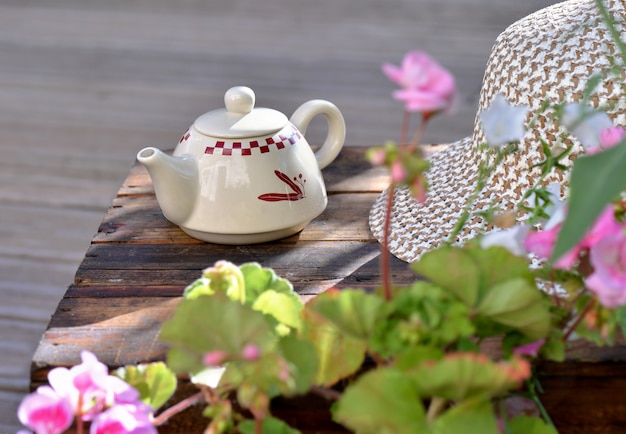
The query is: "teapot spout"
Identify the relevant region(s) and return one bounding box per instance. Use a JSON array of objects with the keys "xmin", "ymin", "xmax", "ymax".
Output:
[{"xmin": 137, "ymin": 147, "xmax": 198, "ymax": 225}]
